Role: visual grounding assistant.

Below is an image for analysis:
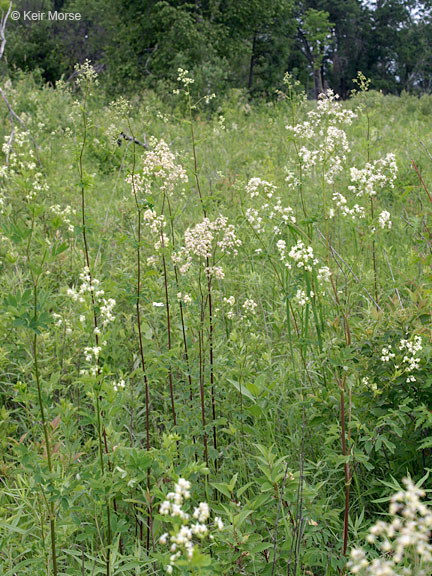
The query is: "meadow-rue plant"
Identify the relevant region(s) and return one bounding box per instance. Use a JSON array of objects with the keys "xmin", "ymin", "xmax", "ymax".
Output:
[
  {"xmin": 2, "ymin": 58, "xmax": 432, "ymax": 576},
  {"xmin": 349, "ymin": 478, "xmax": 432, "ymax": 576},
  {"xmin": 158, "ymin": 478, "xmax": 224, "ymax": 574}
]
